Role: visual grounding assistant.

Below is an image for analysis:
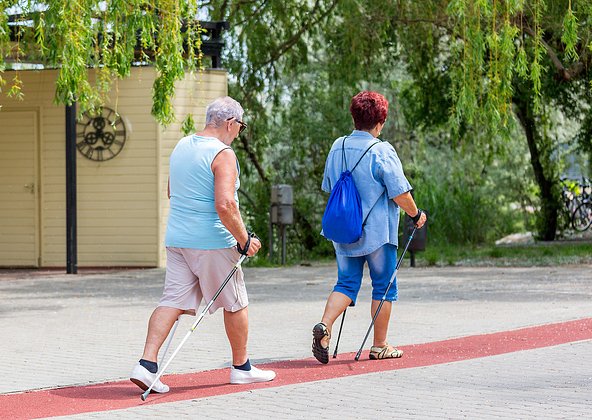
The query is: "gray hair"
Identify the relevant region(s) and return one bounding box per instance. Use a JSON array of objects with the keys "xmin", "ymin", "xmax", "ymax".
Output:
[{"xmin": 205, "ymin": 96, "xmax": 244, "ymax": 127}]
